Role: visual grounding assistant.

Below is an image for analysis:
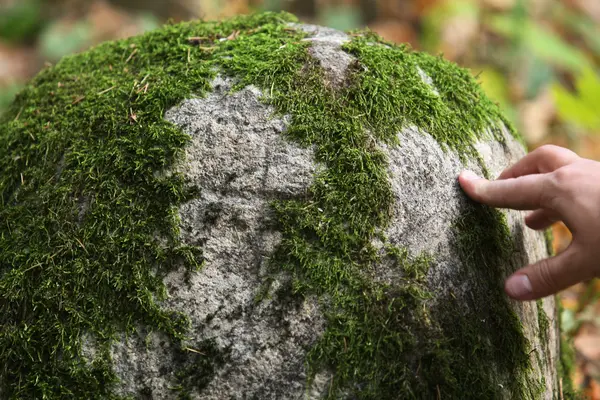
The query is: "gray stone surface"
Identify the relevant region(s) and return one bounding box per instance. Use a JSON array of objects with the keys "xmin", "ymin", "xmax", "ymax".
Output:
[
  {"xmin": 296, "ymin": 23, "xmax": 355, "ymax": 88},
  {"xmin": 380, "ymin": 125, "xmax": 558, "ymax": 399},
  {"xmin": 96, "ymin": 23, "xmax": 558, "ymax": 400},
  {"xmin": 107, "ymin": 76, "xmax": 327, "ymax": 399}
]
